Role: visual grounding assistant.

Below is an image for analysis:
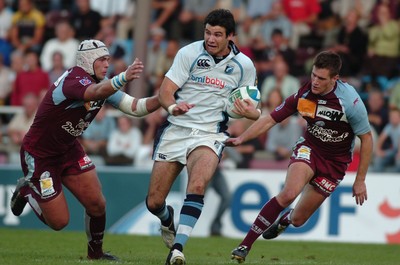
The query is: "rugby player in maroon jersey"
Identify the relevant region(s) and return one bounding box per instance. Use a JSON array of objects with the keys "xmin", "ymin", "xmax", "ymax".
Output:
[{"xmin": 10, "ymin": 40, "xmax": 160, "ymax": 260}]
